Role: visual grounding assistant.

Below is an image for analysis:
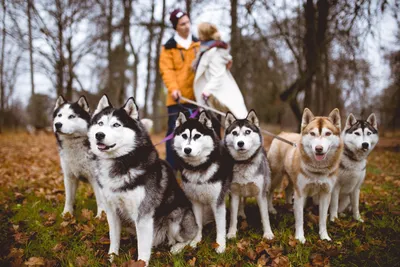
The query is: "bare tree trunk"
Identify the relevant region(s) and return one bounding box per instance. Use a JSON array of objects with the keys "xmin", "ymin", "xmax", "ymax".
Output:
[
  {"xmin": 55, "ymin": 0, "xmax": 65, "ymax": 98},
  {"xmin": 27, "ymin": 0, "xmax": 35, "ymax": 96},
  {"xmin": 118, "ymin": 0, "xmax": 132, "ymax": 106},
  {"xmin": 128, "ymin": 32, "xmax": 139, "ymax": 100},
  {"xmin": 107, "ymin": 0, "xmax": 113, "ymax": 94},
  {"xmin": 143, "ymin": 0, "xmax": 155, "ymax": 117},
  {"xmin": 0, "ymin": 0, "xmax": 6, "ymax": 133},
  {"xmin": 66, "ymin": 37, "xmax": 73, "ymax": 100},
  {"xmin": 230, "ymin": 0, "xmax": 239, "ymax": 79},
  {"xmin": 303, "ymin": 0, "xmax": 317, "ymax": 111},
  {"xmin": 185, "ymin": 0, "xmax": 191, "ymax": 18},
  {"xmin": 152, "ymin": 0, "xmax": 166, "ymax": 133}
]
